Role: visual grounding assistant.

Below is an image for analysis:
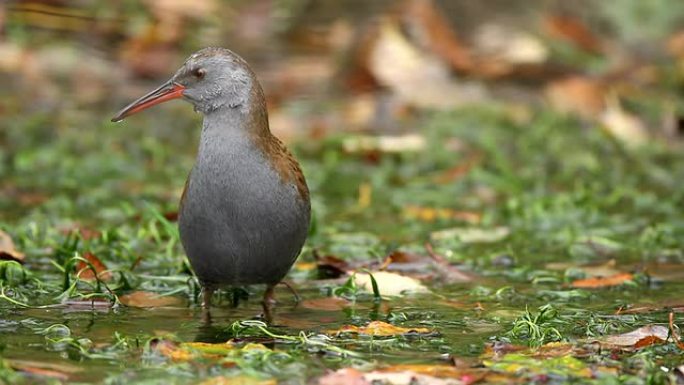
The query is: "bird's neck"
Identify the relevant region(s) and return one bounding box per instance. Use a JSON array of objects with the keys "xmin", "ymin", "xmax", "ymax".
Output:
[{"xmin": 197, "ymin": 86, "xmax": 278, "ymax": 167}]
